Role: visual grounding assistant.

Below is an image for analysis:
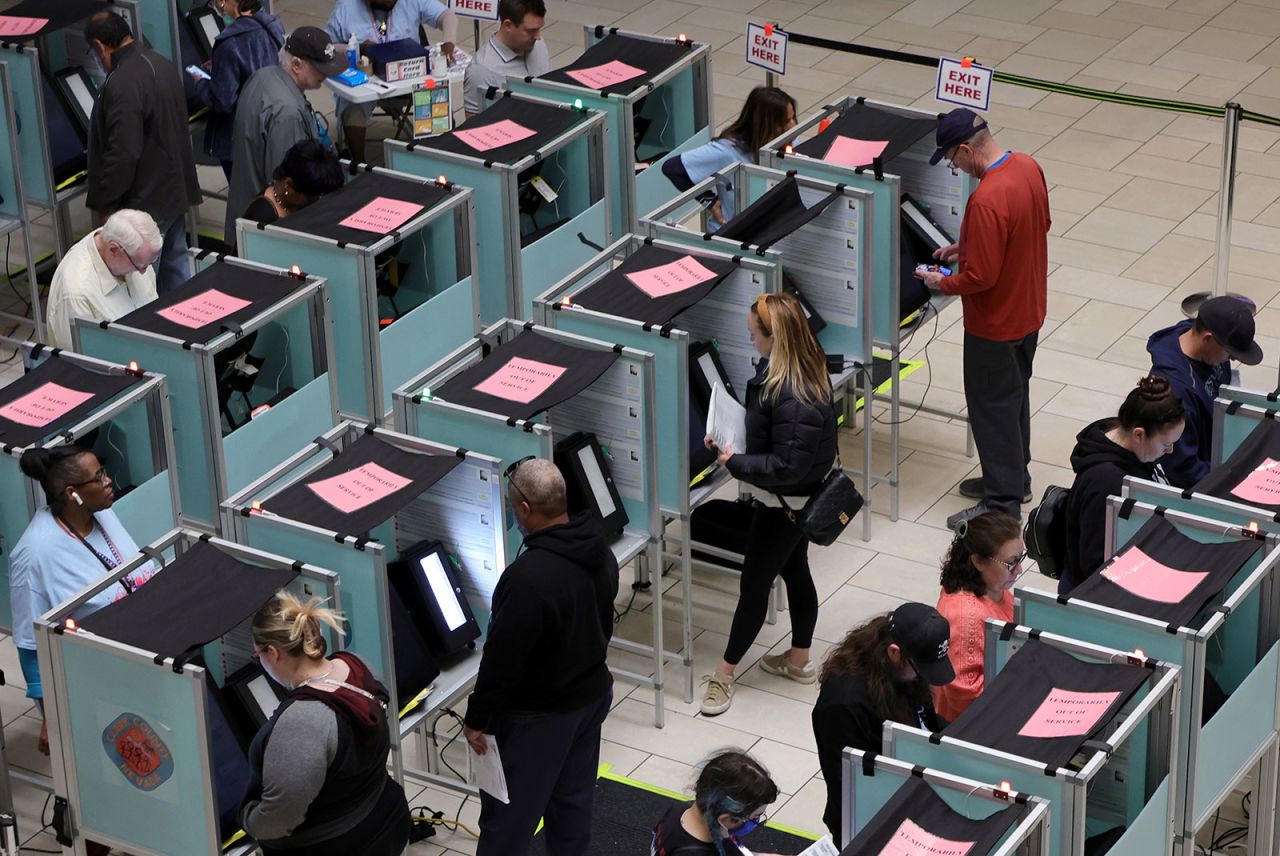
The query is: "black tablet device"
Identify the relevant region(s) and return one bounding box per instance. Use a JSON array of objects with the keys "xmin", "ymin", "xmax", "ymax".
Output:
[
  {"xmin": 687, "ymin": 342, "xmax": 735, "ymax": 481},
  {"xmin": 223, "ymin": 661, "xmax": 287, "ymax": 735},
  {"xmin": 782, "ymin": 272, "xmax": 826, "ymax": 335},
  {"xmin": 391, "ymin": 540, "xmax": 481, "ymax": 658},
  {"xmin": 386, "ymin": 579, "xmax": 442, "ymax": 710},
  {"xmin": 900, "ymin": 193, "xmax": 954, "ymax": 253},
  {"xmin": 186, "ymin": 5, "xmax": 225, "ymax": 61},
  {"xmin": 41, "ymin": 70, "xmax": 89, "ymax": 185},
  {"xmin": 554, "ymin": 431, "xmax": 629, "ymax": 535},
  {"xmin": 52, "ymin": 67, "xmax": 97, "ymax": 137}
]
